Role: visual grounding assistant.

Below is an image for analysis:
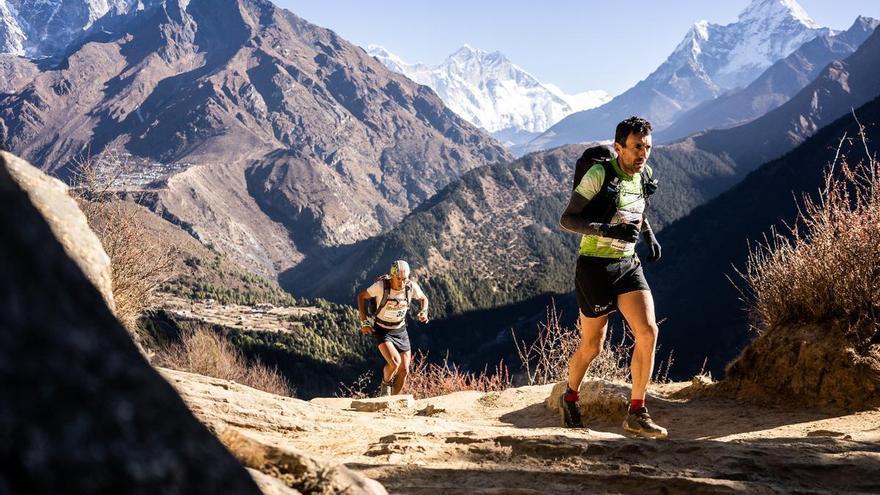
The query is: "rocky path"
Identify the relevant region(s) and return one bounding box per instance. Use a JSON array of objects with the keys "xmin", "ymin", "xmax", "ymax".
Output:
[{"xmin": 165, "ymin": 369, "xmax": 880, "ymax": 494}]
